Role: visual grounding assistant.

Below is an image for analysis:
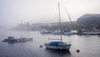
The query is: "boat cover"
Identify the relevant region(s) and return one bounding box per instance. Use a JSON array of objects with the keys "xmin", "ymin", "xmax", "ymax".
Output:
[
  {"xmin": 49, "ymin": 42, "xmax": 60, "ymax": 46},
  {"xmin": 49, "ymin": 42, "xmax": 67, "ymax": 46}
]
